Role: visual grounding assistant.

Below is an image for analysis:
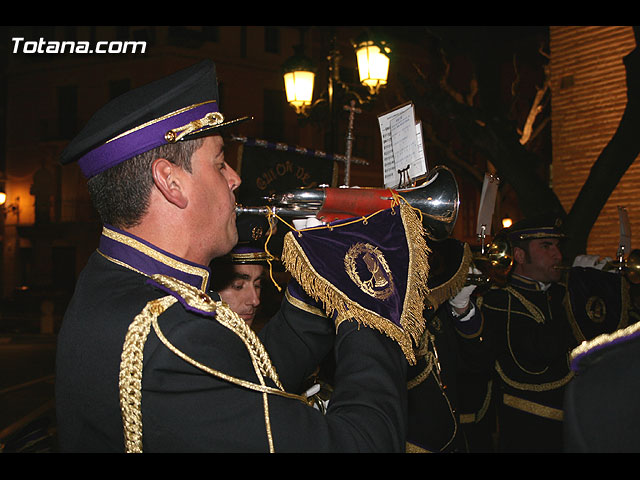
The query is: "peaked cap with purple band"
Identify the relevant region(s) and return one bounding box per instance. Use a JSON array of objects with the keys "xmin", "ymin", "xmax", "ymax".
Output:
[
  {"xmin": 506, "ymin": 214, "xmax": 566, "ymax": 243},
  {"xmin": 212, "ymin": 213, "xmax": 274, "ymax": 265},
  {"xmin": 59, "ymin": 60, "xmax": 250, "ymax": 178},
  {"xmin": 228, "ymin": 244, "xmax": 273, "ymax": 265}
]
